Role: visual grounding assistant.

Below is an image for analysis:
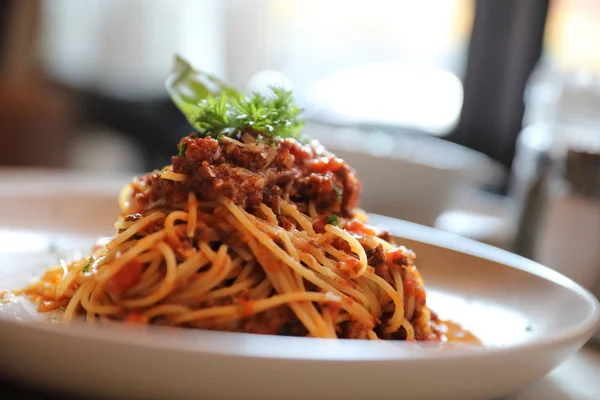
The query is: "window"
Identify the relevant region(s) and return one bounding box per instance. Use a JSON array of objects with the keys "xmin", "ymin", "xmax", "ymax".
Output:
[
  {"xmin": 31, "ymin": 0, "xmax": 555, "ymax": 173},
  {"xmin": 226, "ymin": 0, "xmax": 475, "ymax": 135},
  {"xmin": 544, "ymin": 0, "xmax": 600, "ymax": 70}
]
